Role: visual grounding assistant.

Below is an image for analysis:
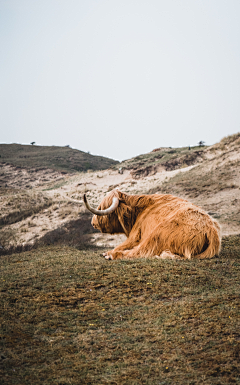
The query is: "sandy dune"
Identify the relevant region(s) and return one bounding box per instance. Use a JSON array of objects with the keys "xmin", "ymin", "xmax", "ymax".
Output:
[{"xmin": 1, "ymin": 133, "xmax": 239, "ymax": 251}]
